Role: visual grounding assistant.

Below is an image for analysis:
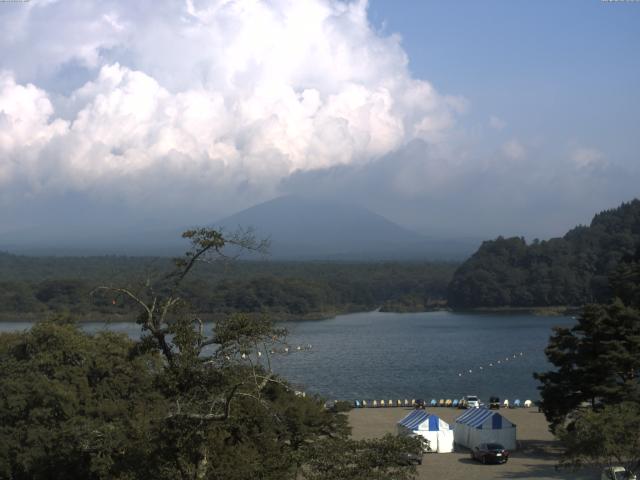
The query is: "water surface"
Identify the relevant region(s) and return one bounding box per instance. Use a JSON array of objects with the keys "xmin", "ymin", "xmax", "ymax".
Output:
[{"xmin": 0, "ymin": 311, "xmax": 575, "ymax": 402}]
